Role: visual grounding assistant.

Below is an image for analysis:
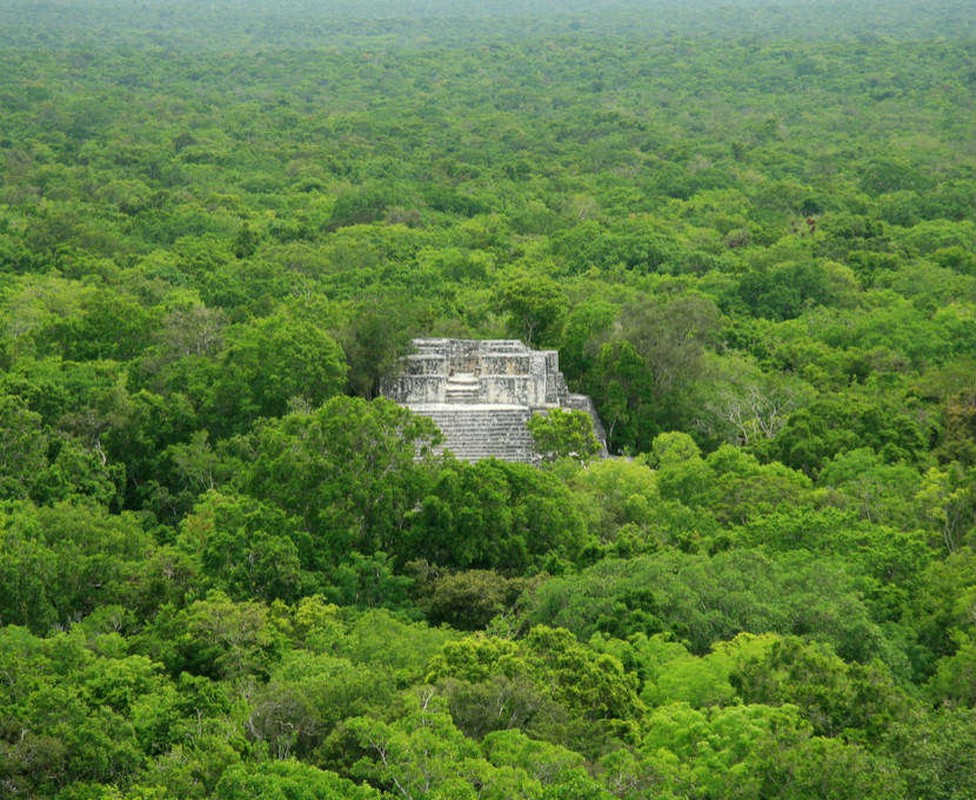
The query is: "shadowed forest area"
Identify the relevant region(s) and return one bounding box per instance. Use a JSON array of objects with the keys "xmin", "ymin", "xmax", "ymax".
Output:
[{"xmin": 1, "ymin": 1, "xmax": 975, "ymax": 797}]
